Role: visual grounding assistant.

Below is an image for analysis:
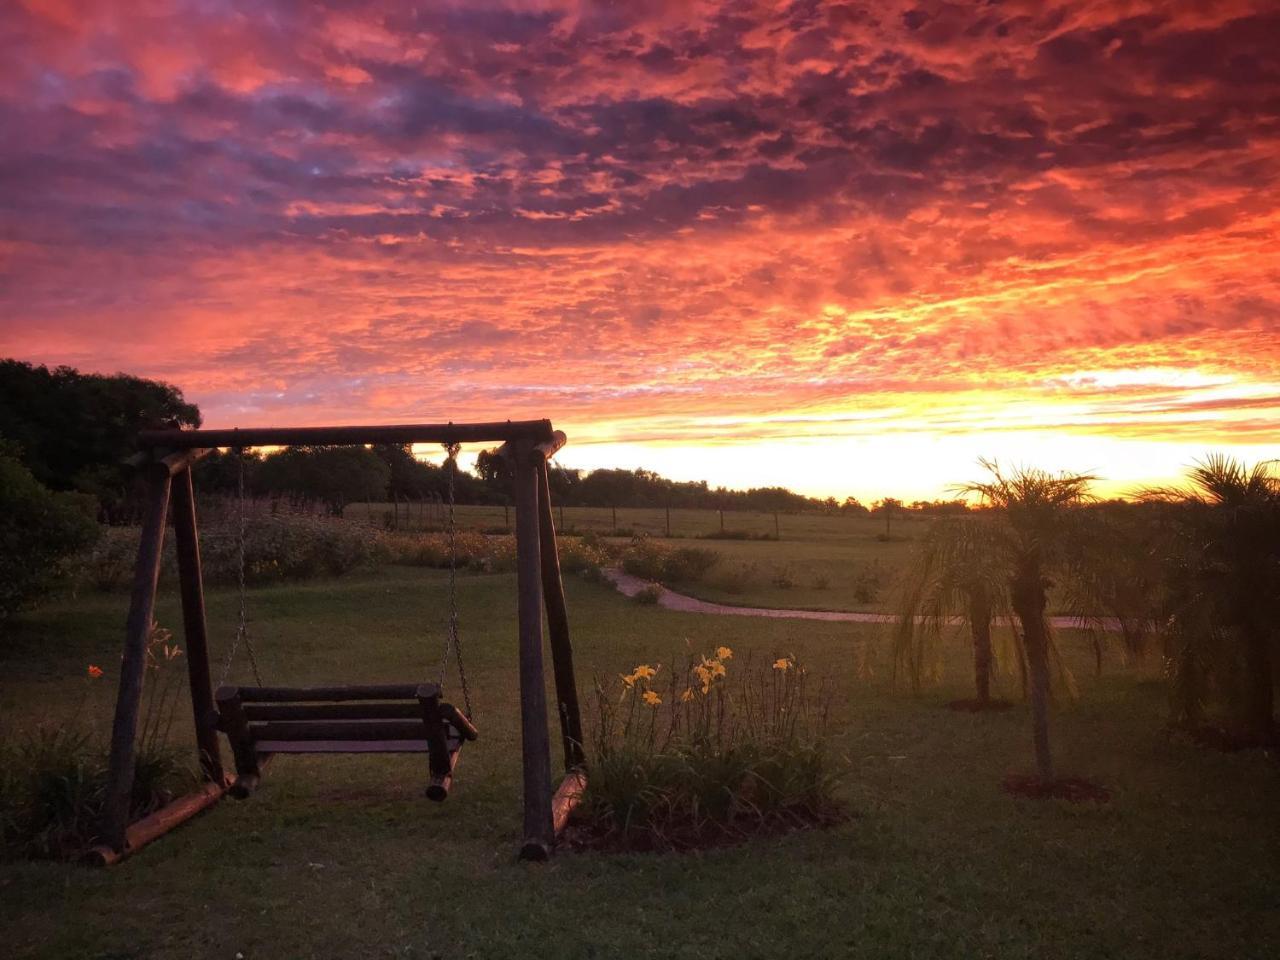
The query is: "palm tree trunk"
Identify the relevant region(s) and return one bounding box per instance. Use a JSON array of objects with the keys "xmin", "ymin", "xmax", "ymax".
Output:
[
  {"xmin": 1012, "ymin": 559, "xmax": 1053, "ymax": 781},
  {"xmin": 968, "ymin": 588, "xmax": 993, "ymax": 704},
  {"xmin": 1244, "ymin": 623, "xmax": 1275, "ymax": 745}
]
